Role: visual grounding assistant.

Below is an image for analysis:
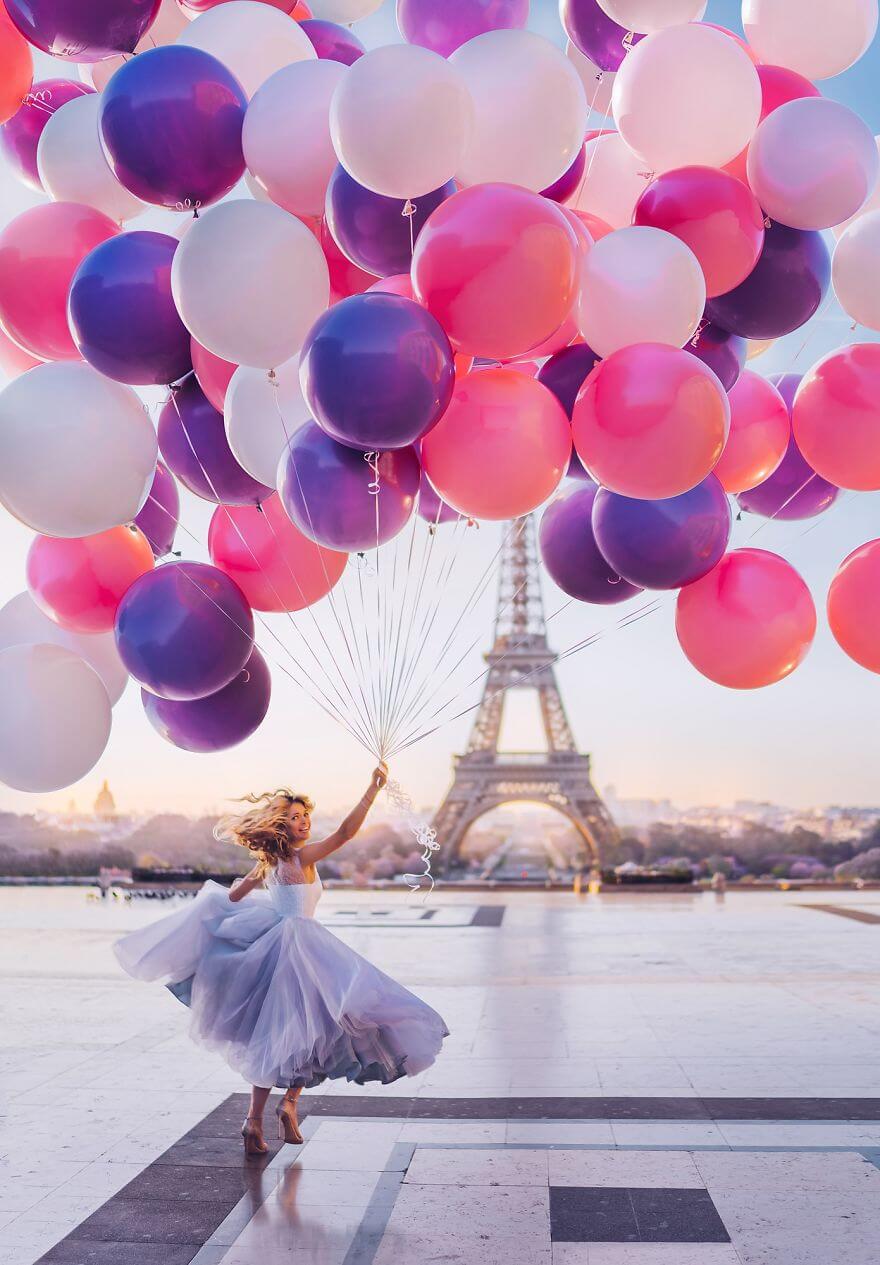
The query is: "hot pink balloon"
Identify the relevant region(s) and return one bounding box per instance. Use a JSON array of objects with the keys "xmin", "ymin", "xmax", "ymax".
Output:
[
  {"xmin": 421, "ymin": 369, "xmax": 571, "ymax": 520},
  {"xmin": 676, "ymin": 548, "xmax": 816, "ymax": 689},
  {"xmin": 191, "ymin": 337, "xmax": 237, "ymax": 413},
  {"xmin": 713, "ymin": 370, "xmax": 790, "ymax": 494},
  {"xmin": 0, "ymin": 202, "xmax": 118, "ymax": 362},
  {"xmin": 792, "ymin": 343, "xmax": 880, "ymax": 491},
  {"xmin": 572, "ymin": 343, "xmax": 730, "ymax": 500},
  {"xmin": 827, "ymin": 538, "xmax": 880, "ymax": 674},
  {"xmin": 0, "ymin": 324, "xmax": 41, "ymax": 377},
  {"xmin": 26, "ymin": 526, "xmax": 155, "ymax": 635}
]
